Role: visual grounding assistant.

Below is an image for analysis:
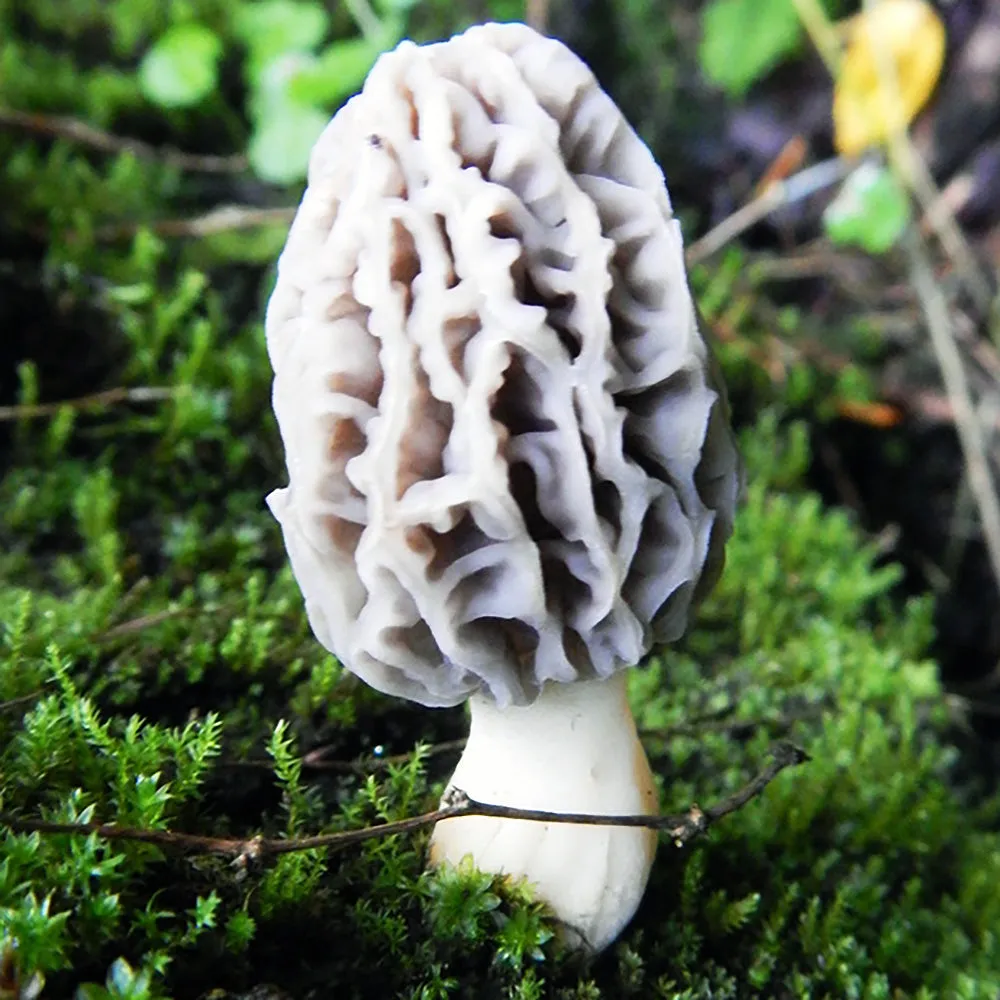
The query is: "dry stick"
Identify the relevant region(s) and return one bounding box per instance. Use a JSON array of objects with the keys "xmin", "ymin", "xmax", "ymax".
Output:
[
  {"xmin": 791, "ymin": 0, "xmax": 993, "ymax": 313},
  {"xmin": 787, "ymin": 0, "xmax": 1000, "ymax": 589},
  {"xmin": 894, "ymin": 141, "xmax": 993, "ymax": 319},
  {"xmin": 943, "ymin": 400, "xmax": 1000, "ymax": 578},
  {"xmin": 685, "ymin": 158, "xmax": 852, "ymax": 265},
  {"xmin": 904, "ymin": 227, "xmax": 1000, "ymax": 592},
  {"xmin": 948, "ymin": 692, "xmax": 1000, "ymax": 718},
  {"xmin": 855, "ymin": 0, "xmax": 995, "ymax": 317},
  {"xmin": 790, "ymin": 0, "xmax": 842, "ymax": 76},
  {"xmin": 99, "ymin": 608, "xmax": 192, "ymax": 641},
  {"xmin": 302, "ymin": 738, "xmax": 469, "ymax": 773},
  {"xmin": 341, "ymin": 707, "xmax": 811, "ymax": 769},
  {"xmin": 95, "ymin": 204, "xmax": 297, "ymax": 243},
  {"xmin": 221, "ymin": 738, "xmax": 471, "ymax": 776},
  {"xmin": 224, "ymin": 704, "xmax": 815, "ymax": 776},
  {"xmin": 0, "ymin": 386, "xmax": 174, "ymax": 422},
  {"xmin": 865, "ymin": 0, "xmax": 1000, "ymax": 588},
  {"xmin": 343, "ymin": 0, "xmax": 383, "ymax": 45},
  {"xmin": 0, "ymin": 108, "xmax": 248, "ymax": 174},
  {"xmin": 0, "ymin": 691, "xmax": 46, "ymax": 712},
  {"xmin": 525, "ymin": 0, "xmax": 550, "ymax": 33},
  {"xmin": 0, "ymin": 741, "xmax": 809, "ymax": 860}
]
